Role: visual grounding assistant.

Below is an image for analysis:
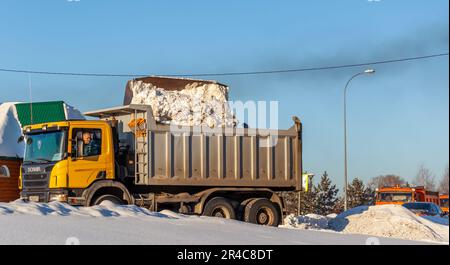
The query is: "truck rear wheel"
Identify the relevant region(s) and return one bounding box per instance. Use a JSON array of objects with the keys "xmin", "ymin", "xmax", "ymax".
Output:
[
  {"xmin": 93, "ymin": 194, "xmax": 123, "ymax": 206},
  {"xmin": 203, "ymin": 197, "xmax": 236, "ymax": 219},
  {"xmin": 244, "ymin": 198, "xmax": 280, "ymax": 226}
]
